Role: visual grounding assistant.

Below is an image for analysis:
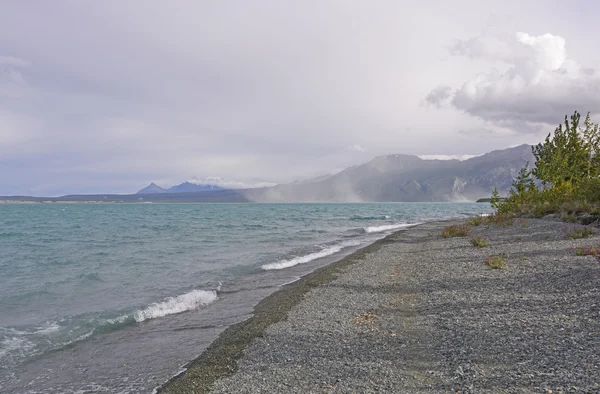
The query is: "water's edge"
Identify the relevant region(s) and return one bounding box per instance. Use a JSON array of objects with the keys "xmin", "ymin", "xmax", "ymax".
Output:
[{"xmin": 157, "ymin": 219, "xmax": 459, "ymax": 394}]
